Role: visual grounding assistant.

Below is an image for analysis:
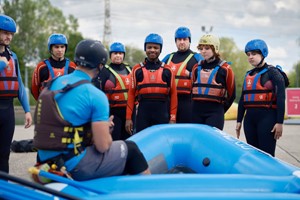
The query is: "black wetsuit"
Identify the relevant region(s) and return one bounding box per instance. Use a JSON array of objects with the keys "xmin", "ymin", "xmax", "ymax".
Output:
[
  {"xmin": 132, "ymin": 59, "xmax": 175, "ymax": 133},
  {"xmin": 0, "ymin": 98, "xmax": 15, "ymax": 172},
  {"xmin": 192, "ymin": 58, "xmax": 236, "ymax": 130},
  {"xmin": 96, "ymin": 63, "xmax": 132, "ymax": 140},
  {"xmin": 237, "ymin": 63, "xmax": 286, "ymax": 156},
  {"xmin": 163, "ymin": 50, "xmax": 199, "ymax": 123}
]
